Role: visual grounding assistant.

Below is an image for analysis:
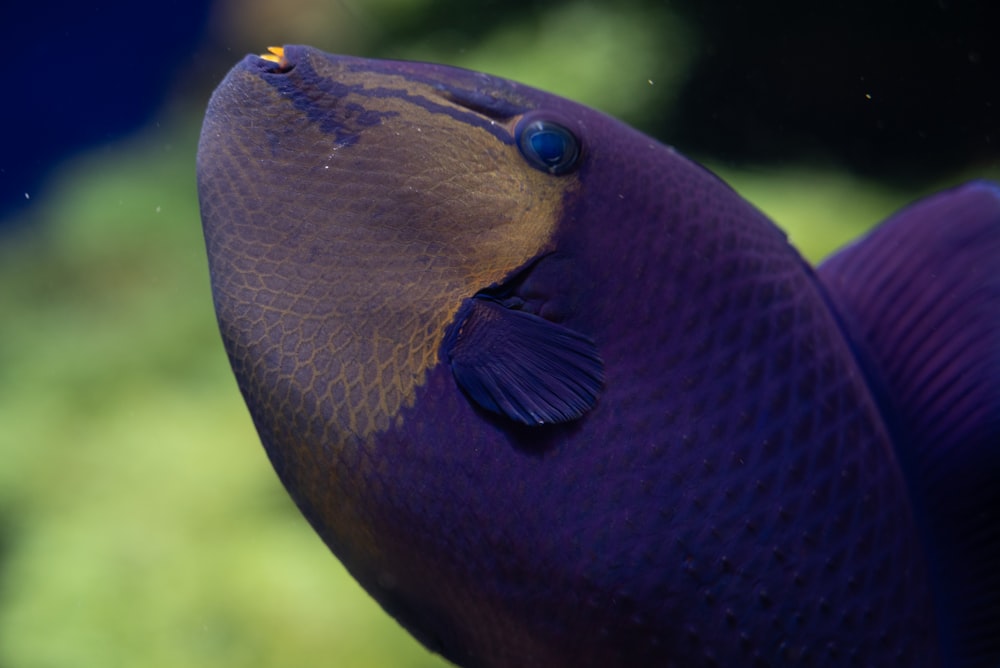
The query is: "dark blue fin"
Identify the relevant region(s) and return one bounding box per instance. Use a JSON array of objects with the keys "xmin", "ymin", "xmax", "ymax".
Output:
[
  {"xmin": 446, "ymin": 297, "xmax": 604, "ymax": 425},
  {"xmin": 817, "ymin": 180, "xmax": 1000, "ymax": 667}
]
